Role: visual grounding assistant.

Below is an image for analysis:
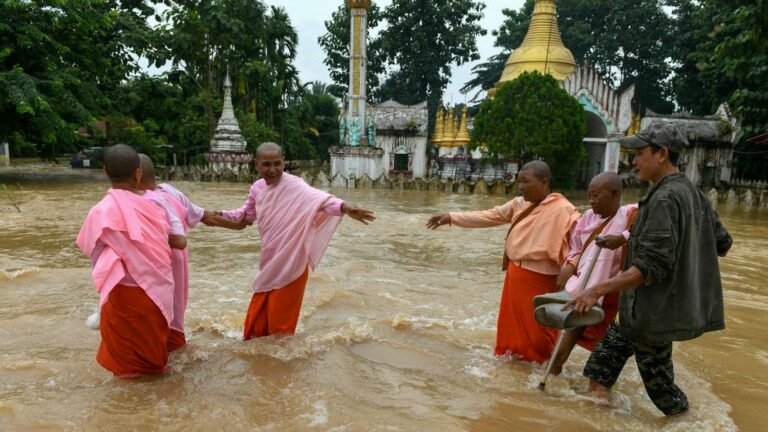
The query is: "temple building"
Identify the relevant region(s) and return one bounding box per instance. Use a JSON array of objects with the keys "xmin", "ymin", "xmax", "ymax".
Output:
[
  {"xmin": 205, "ymin": 70, "xmax": 253, "ymax": 172},
  {"xmin": 432, "ymin": 0, "xmax": 634, "ymax": 185},
  {"xmin": 630, "ymin": 104, "xmax": 739, "ymax": 187},
  {"xmin": 330, "ymin": 0, "xmax": 428, "ymax": 180}
]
